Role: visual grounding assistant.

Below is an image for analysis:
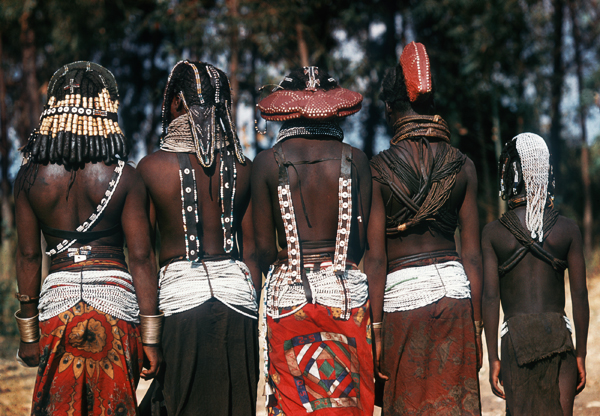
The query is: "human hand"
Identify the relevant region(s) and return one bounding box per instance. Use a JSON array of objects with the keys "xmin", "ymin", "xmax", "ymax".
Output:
[
  {"xmin": 374, "ymin": 328, "xmax": 388, "ymax": 380},
  {"xmin": 141, "ymin": 345, "xmax": 162, "ymax": 380},
  {"xmin": 489, "ymin": 359, "xmax": 505, "ymax": 399},
  {"xmin": 18, "ymin": 341, "xmax": 40, "ymax": 367},
  {"xmin": 576, "ymin": 356, "xmax": 586, "ymax": 395}
]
